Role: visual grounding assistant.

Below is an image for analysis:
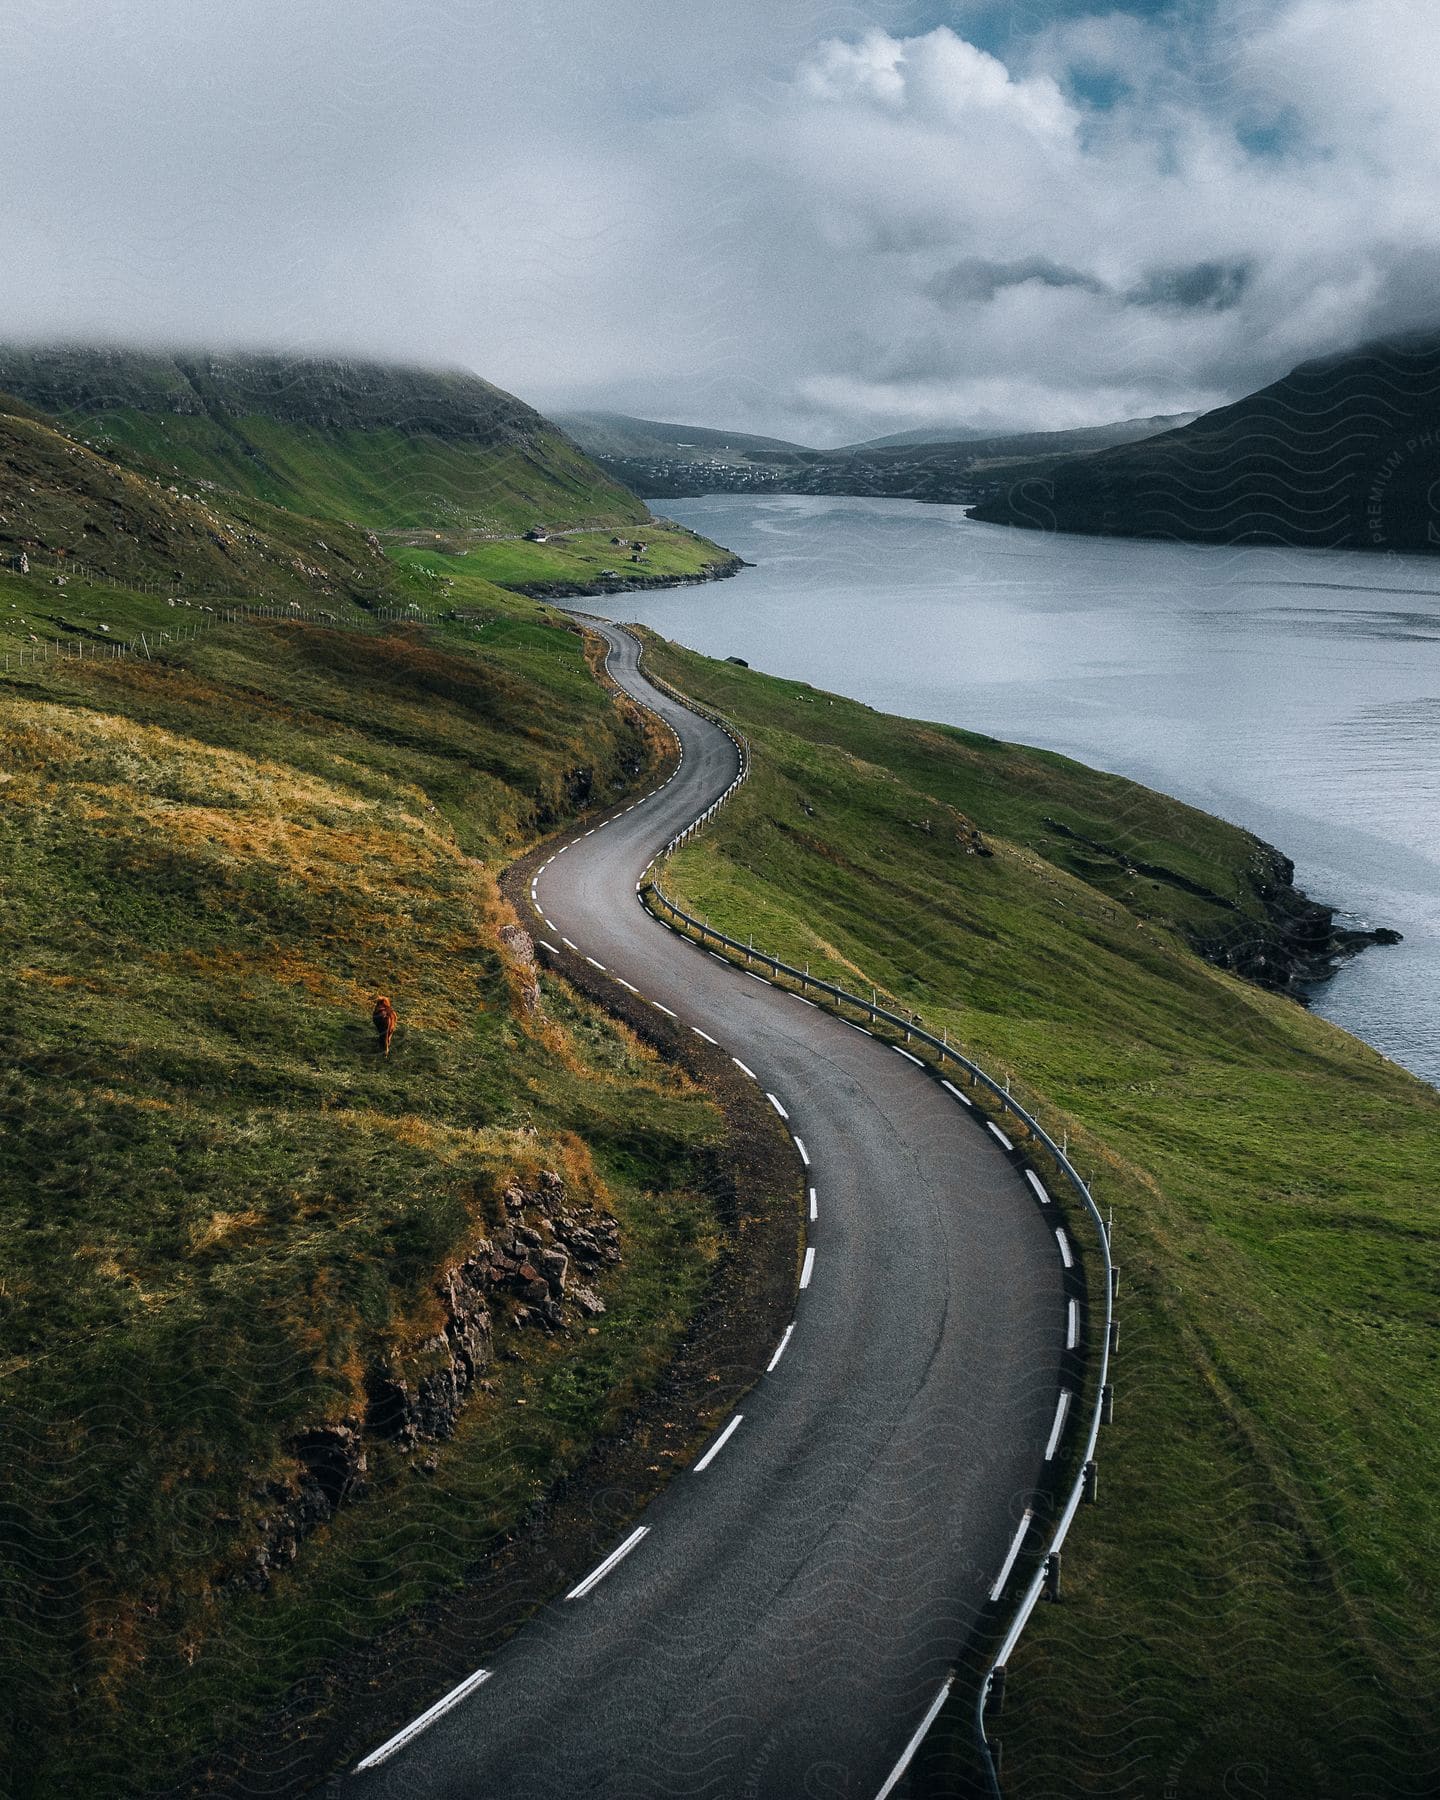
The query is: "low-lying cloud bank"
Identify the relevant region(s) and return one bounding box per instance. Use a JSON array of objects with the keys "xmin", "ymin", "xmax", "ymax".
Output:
[{"xmin": 2, "ymin": 0, "xmax": 1436, "ymax": 442}]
